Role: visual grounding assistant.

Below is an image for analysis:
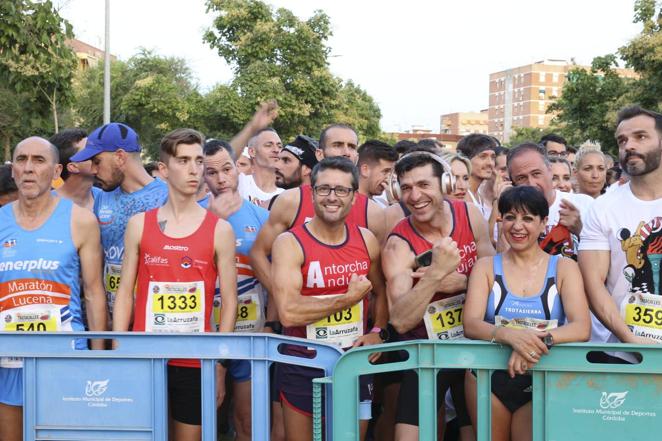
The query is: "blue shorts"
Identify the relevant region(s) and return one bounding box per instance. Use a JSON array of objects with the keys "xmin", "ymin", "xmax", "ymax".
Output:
[
  {"xmin": 228, "ymin": 359, "xmax": 251, "ymax": 383},
  {"xmin": 0, "ymin": 368, "xmax": 23, "ymax": 406}
]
